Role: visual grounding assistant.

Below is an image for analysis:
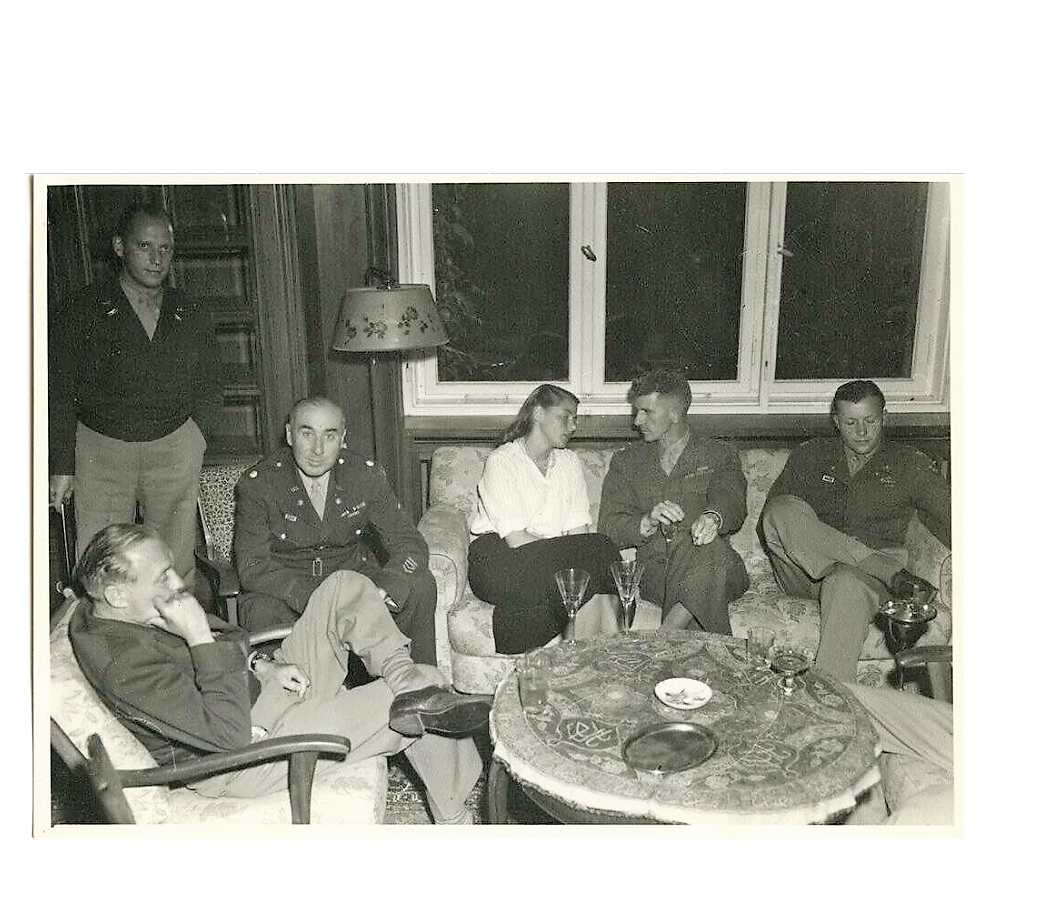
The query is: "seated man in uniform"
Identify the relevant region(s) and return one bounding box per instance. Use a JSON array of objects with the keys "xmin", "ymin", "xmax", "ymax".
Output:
[
  {"xmin": 68, "ymin": 523, "xmax": 489, "ymax": 824},
  {"xmin": 599, "ymin": 369, "xmax": 749, "ymax": 634},
  {"xmin": 234, "ymin": 395, "xmax": 439, "ymax": 665},
  {"xmin": 759, "ymin": 379, "xmax": 951, "ymax": 681}
]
